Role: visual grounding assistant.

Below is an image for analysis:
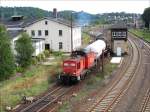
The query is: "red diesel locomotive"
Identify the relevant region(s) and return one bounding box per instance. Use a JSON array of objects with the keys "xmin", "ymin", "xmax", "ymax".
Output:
[{"xmin": 58, "ymin": 40, "xmax": 107, "ymax": 83}]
